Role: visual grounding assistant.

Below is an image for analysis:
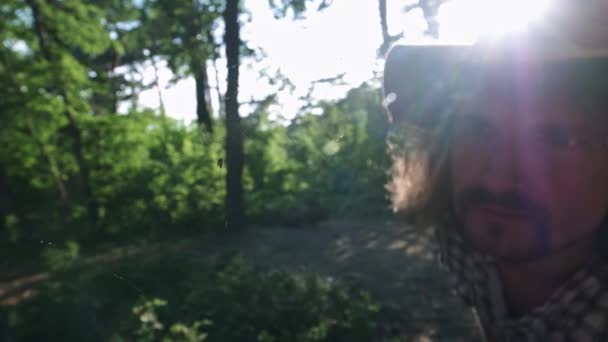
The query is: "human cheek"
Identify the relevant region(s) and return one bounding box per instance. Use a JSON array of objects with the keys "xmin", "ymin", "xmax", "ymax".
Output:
[
  {"xmin": 549, "ymin": 170, "xmax": 608, "ymax": 243},
  {"xmin": 450, "ymin": 146, "xmax": 484, "ymax": 185},
  {"xmin": 449, "ymin": 148, "xmax": 481, "ymax": 209}
]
